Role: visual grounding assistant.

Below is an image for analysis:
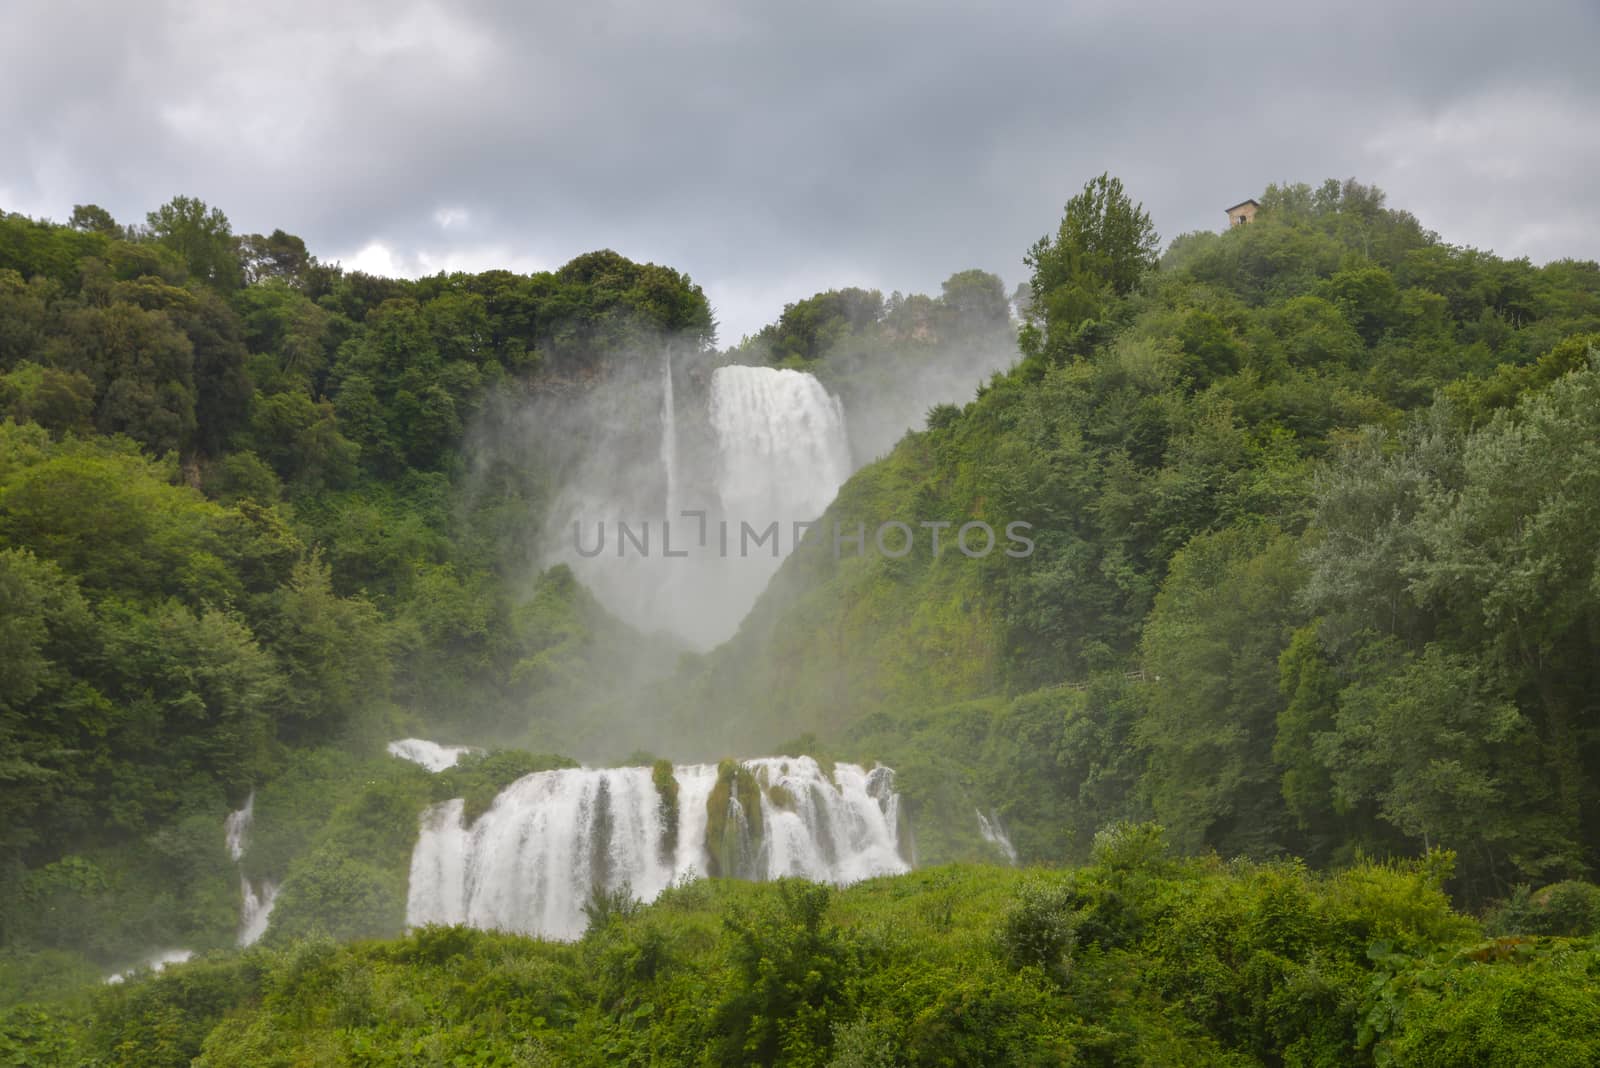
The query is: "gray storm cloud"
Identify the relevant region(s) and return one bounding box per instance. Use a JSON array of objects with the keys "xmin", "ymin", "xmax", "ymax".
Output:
[{"xmin": 3, "ymin": 0, "xmax": 1596, "ymax": 338}]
